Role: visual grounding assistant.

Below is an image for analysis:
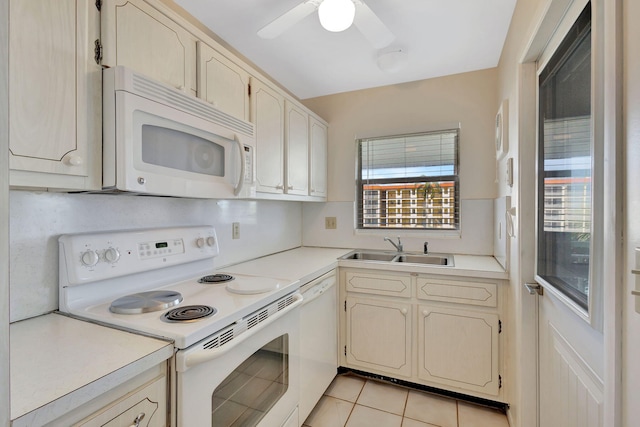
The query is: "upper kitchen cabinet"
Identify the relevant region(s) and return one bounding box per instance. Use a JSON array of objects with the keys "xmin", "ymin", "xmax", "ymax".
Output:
[
  {"xmin": 9, "ymin": 0, "xmax": 102, "ymax": 190},
  {"xmin": 197, "ymin": 42, "xmax": 250, "ymax": 121},
  {"xmin": 284, "ymin": 100, "xmax": 309, "ymax": 196},
  {"xmin": 309, "ymin": 116, "xmax": 328, "ymax": 198},
  {"xmin": 250, "ymin": 77, "xmax": 328, "ymax": 200},
  {"xmin": 101, "ymin": 0, "xmax": 197, "ymax": 95},
  {"xmin": 251, "ymin": 78, "xmax": 286, "ymax": 194}
]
